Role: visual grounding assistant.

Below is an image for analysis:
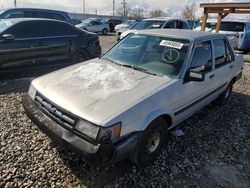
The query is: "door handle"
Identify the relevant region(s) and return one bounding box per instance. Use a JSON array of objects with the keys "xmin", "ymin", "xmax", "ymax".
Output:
[
  {"xmin": 229, "ymin": 65, "xmax": 234, "ymax": 69},
  {"xmin": 209, "ymin": 74, "xmax": 215, "ymax": 79}
]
